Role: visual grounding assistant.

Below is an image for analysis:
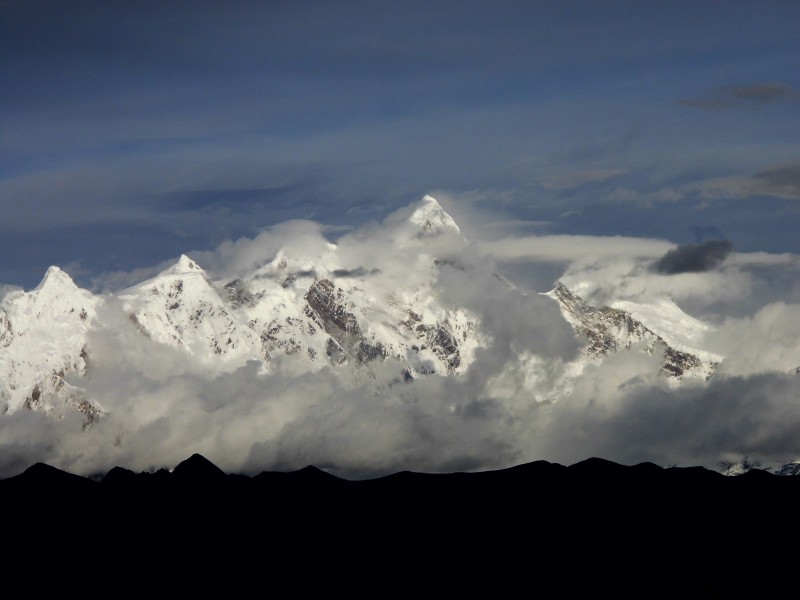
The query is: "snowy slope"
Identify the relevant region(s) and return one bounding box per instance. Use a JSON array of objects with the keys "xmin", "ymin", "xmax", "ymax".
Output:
[
  {"xmin": 119, "ymin": 255, "xmax": 265, "ymax": 372},
  {"xmin": 546, "ymin": 282, "xmax": 717, "ymax": 380},
  {"xmin": 611, "ymin": 297, "xmax": 720, "ymax": 364},
  {"xmin": 0, "ymin": 267, "xmax": 100, "ymax": 421}
]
